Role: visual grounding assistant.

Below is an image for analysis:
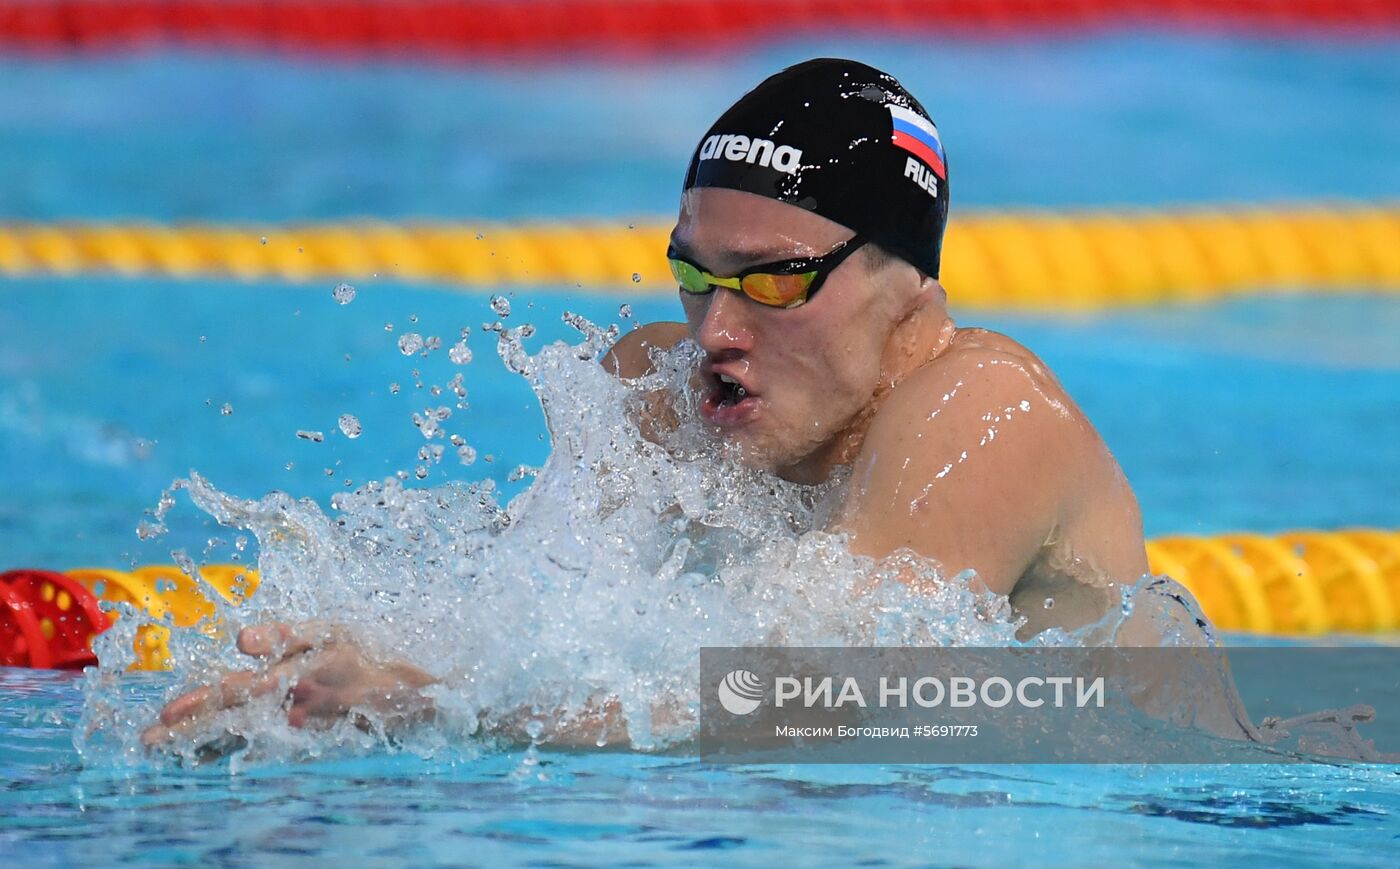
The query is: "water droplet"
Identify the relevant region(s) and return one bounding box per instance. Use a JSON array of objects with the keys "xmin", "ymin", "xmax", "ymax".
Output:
[
  {"xmin": 409, "ymin": 313, "xmax": 419, "ymax": 323},
  {"xmin": 260, "ymin": 236, "xmax": 268, "ymax": 245},
  {"xmin": 490, "ymin": 295, "xmax": 511, "ymax": 317},
  {"xmin": 384, "ymin": 322, "xmax": 394, "ymax": 332},
  {"xmin": 457, "ymin": 445, "xmax": 477, "ymax": 465},
  {"xmin": 220, "ymin": 403, "xmax": 233, "ymax": 416},
  {"xmin": 414, "ymin": 466, "xmax": 429, "ymax": 480},
  {"xmin": 389, "ymin": 382, "xmax": 401, "ymax": 395},
  {"xmin": 475, "ymin": 232, "xmax": 484, "ymax": 240},
  {"xmin": 198, "ymin": 335, "xmax": 207, "ymax": 343},
  {"xmin": 398, "ymin": 333, "xmax": 425, "ymax": 355},
  {"xmin": 296, "ymin": 430, "xmax": 325, "ymax": 443},
  {"xmin": 324, "ymin": 467, "xmax": 335, "ymax": 476},
  {"xmin": 284, "ymin": 461, "xmax": 295, "ymax": 470},
  {"xmin": 332, "ymin": 282, "xmax": 356, "ymax": 304},
  {"xmin": 234, "ymin": 535, "xmax": 248, "ymax": 552},
  {"xmin": 135, "ymin": 520, "xmax": 165, "ymax": 540},
  {"xmin": 631, "ymin": 272, "xmax": 641, "ymax": 283},
  {"xmin": 1043, "ymin": 597, "xmax": 1055, "ymax": 610},
  {"xmin": 525, "ymin": 719, "xmax": 544, "ymax": 740},
  {"xmin": 618, "ymin": 304, "xmax": 632, "ymax": 319},
  {"xmin": 339, "ymin": 414, "xmax": 362, "ymax": 439},
  {"xmin": 449, "ymin": 341, "xmax": 473, "ymax": 364},
  {"xmin": 627, "ymin": 222, "xmax": 635, "ymax": 230}
]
